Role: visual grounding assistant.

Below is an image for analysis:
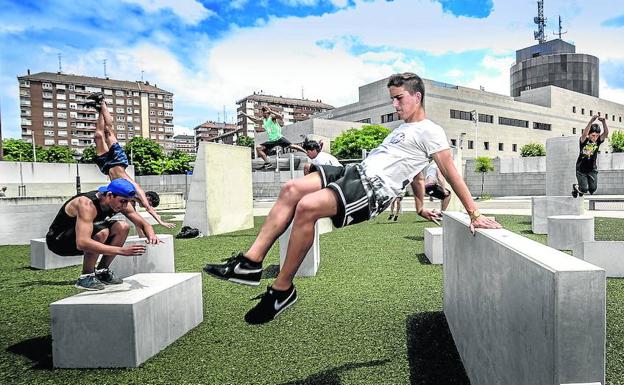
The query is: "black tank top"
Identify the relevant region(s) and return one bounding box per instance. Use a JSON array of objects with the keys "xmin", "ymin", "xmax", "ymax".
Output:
[{"xmin": 48, "ymin": 191, "xmax": 115, "ymax": 233}]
